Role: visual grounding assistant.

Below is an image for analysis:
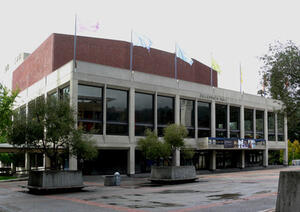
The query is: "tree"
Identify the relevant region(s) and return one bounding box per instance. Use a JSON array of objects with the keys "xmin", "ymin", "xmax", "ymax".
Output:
[
  {"xmin": 137, "ymin": 124, "xmax": 189, "ymax": 166},
  {"xmin": 137, "ymin": 129, "xmax": 171, "ymax": 165},
  {"xmin": 0, "ymin": 84, "xmax": 18, "ymax": 142},
  {"xmin": 260, "ymin": 41, "xmax": 300, "ymax": 140},
  {"xmin": 8, "ymin": 96, "xmax": 97, "ymax": 170}
]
